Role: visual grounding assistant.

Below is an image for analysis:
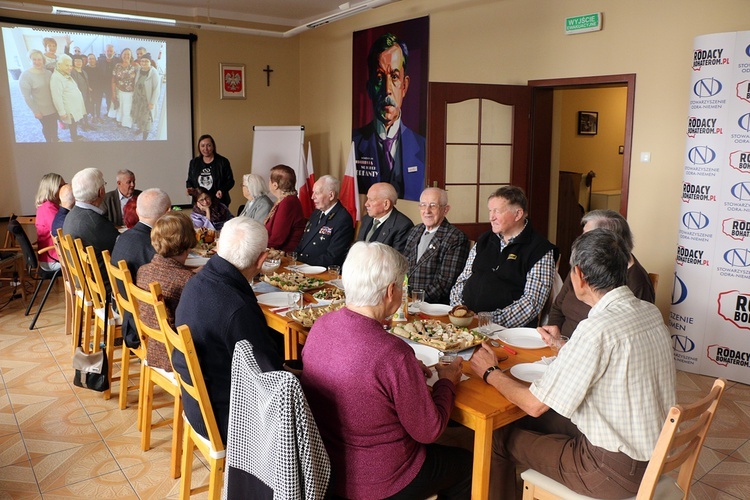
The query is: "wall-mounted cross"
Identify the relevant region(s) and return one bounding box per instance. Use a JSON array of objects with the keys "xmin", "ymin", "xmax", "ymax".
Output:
[{"xmin": 263, "ymin": 65, "xmax": 273, "ymax": 86}]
